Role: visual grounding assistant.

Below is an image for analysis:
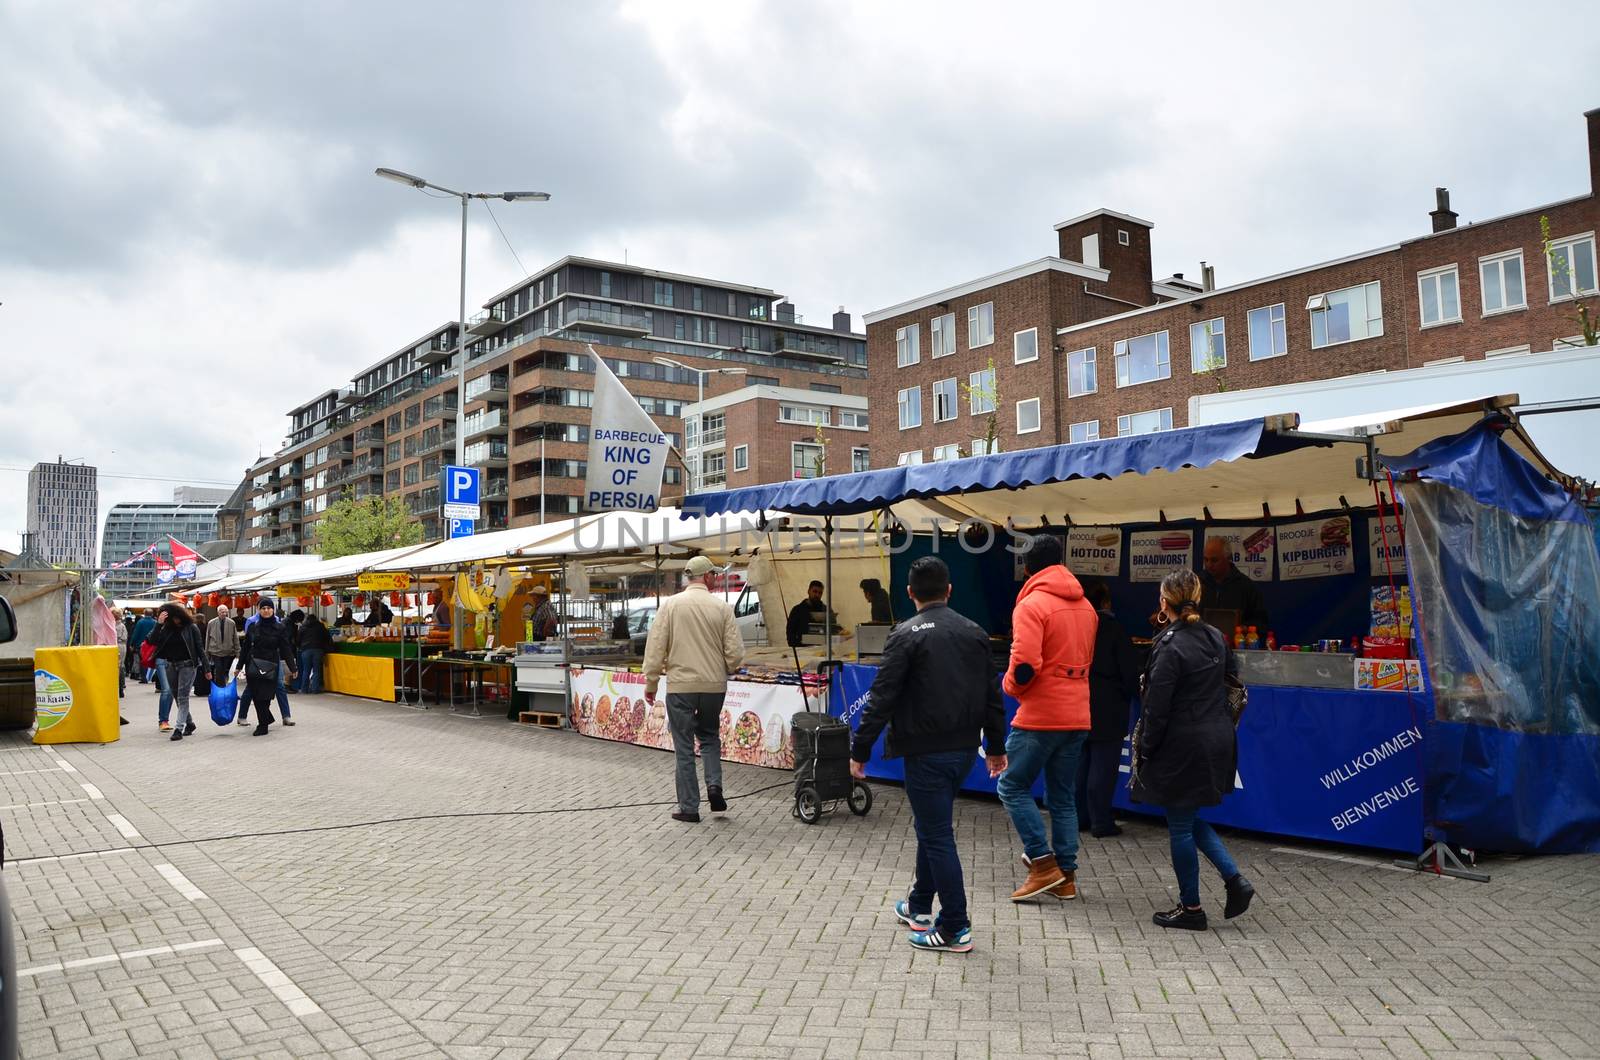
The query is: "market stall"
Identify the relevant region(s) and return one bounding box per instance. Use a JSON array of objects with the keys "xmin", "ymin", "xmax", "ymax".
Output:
[{"xmin": 685, "ymin": 397, "xmax": 1600, "ymax": 858}]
